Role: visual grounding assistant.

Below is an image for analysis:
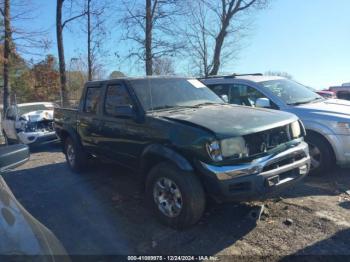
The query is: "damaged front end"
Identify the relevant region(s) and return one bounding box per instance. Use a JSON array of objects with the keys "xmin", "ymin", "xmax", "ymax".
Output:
[{"xmin": 16, "ymin": 110, "xmax": 57, "ymax": 144}]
